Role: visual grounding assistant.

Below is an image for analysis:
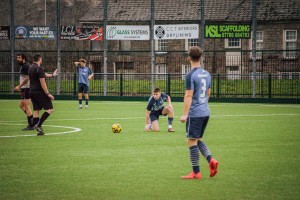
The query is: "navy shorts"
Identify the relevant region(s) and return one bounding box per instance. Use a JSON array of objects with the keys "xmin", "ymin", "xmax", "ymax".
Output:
[
  {"xmin": 78, "ymin": 83, "xmax": 89, "ymax": 93},
  {"xmin": 150, "ymin": 107, "xmax": 166, "ymax": 122},
  {"xmin": 30, "ymin": 91, "xmax": 53, "ymax": 111},
  {"xmin": 20, "ymin": 88, "xmax": 30, "ymax": 100},
  {"xmin": 186, "ymin": 116, "xmax": 210, "ymax": 139}
]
